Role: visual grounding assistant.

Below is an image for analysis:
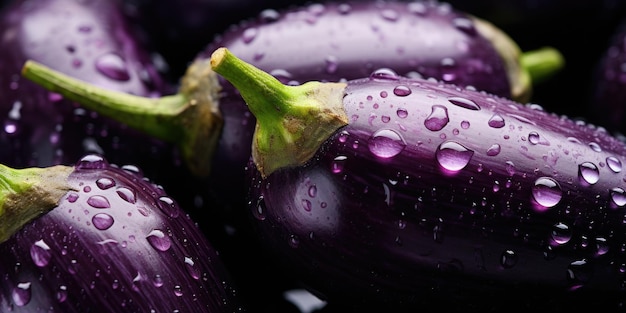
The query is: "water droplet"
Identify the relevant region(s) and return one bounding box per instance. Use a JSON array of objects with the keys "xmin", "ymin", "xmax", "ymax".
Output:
[
  {"xmin": 447, "ymin": 97, "xmax": 480, "ymax": 110},
  {"xmin": 424, "ymin": 105, "xmax": 449, "ymax": 131},
  {"xmin": 12, "ymin": 282, "xmax": 31, "ymax": 306},
  {"xmin": 158, "ymin": 196, "xmax": 180, "ymax": 218},
  {"xmin": 308, "ymin": 185, "xmax": 317, "ymax": 197},
  {"xmin": 95, "ymin": 53, "xmax": 130, "ymax": 81},
  {"xmin": 96, "ymin": 177, "xmax": 115, "ymax": 190},
  {"xmin": 56, "ymin": 285, "xmax": 67, "ymax": 303},
  {"xmin": 252, "ymin": 195, "xmax": 266, "ymax": 221},
  {"xmin": 578, "ymin": 162, "xmax": 599, "ymax": 185},
  {"xmin": 460, "ymin": 120, "xmax": 470, "ymax": 129},
  {"xmin": 505, "ymin": 161, "xmax": 516, "ymax": 176},
  {"xmin": 331, "ymin": 156, "xmax": 347, "ymax": 173},
  {"xmin": 435, "ymin": 141, "xmax": 474, "ymax": 171},
  {"xmin": 486, "ymin": 144, "xmax": 501, "ymax": 156},
  {"xmin": 607, "ymin": 156, "xmax": 622, "ymax": 173},
  {"xmin": 242, "ymin": 27, "xmax": 258, "ymax": 43},
  {"xmin": 370, "ymin": 68, "xmax": 399, "ymax": 80},
  {"xmin": 153, "ymin": 275, "xmax": 164, "ymax": 287},
  {"xmin": 532, "ymin": 177, "xmax": 562, "ymax": 208},
  {"xmin": 116, "ymin": 187, "xmax": 136, "ymax": 203},
  {"xmin": 610, "ymin": 187, "xmax": 626, "ymax": 207},
  {"xmin": 301, "ymin": 199, "xmax": 312, "ymax": 212},
  {"xmin": 173, "ymin": 285, "xmax": 183, "ymax": 297},
  {"xmin": 325, "ymin": 55, "xmax": 338, "ymax": 74},
  {"xmin": 393, "ymin": 85, "xmax": 411, "ymax": 97},
  {"xmin": 146, "ymin": 229, "xmax": 171, "ymax": 252},
  {"xmin": 528, "ymin": 132, "xmax": 540, "ymax": 145},
  {"xmin": 453, "ymin": 17, "xmax": 476, "ymax": 36},
  {"xmin": 30, "ymin": 239, "xmax": 51, "ymax": 267},
  {"xmin": 380, "ymin": 8, "xmax": 399, "ymax": 21},
  {"xmin": 76, "ymin": 154, "xmax": 108, "ymax": 169},
  {"xmin": 551, "ymin": 222, "xmax": 572, "ymax": 245},
  {"xmin": 380, "ymin": 91, "xmax": 388, "ymax": 98},
  {"xmin": 367, "ymin": 129, "xmax": 406, "ymax": 158},
  {"xmin": 92, "ymin": 213, "xmax": 114, "ymax": 230},
  {"xmin": 87, "ymin": 195, "xmax": 110, "ymax": 209},
  {"xmin": 184, "ymin": 256, "xmax": 200, "ymax": 280},
  {"xmin": 259, "ymin": 8, "xmax": 280, "ymax": 22},
  {"xmin": 500, "ymin": 250, "xmax": 518, "ymax": 269},
  {"xmin": 396, "ymin": 108, "xmax": 408, "ymax": 118},
  {"xmin": 487, "ymin": 114, "xmax": 505, "ymax": 128},
  {"xmin": 567, "ymin": 259, "xmax": 592, "ymax": 286}
]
